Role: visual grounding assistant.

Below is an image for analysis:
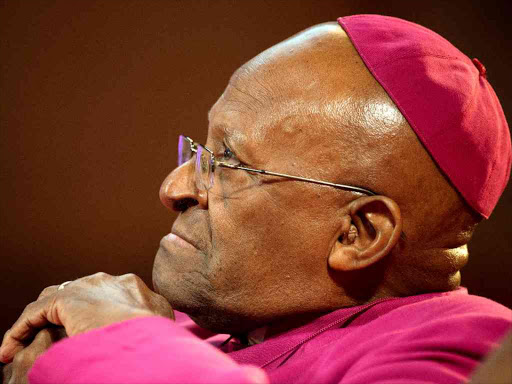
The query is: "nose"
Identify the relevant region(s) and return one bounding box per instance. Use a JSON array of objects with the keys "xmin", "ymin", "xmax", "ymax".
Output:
[{"xmin": 159, "ymin": 162, "xmax": 208, "ymax": 212}]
